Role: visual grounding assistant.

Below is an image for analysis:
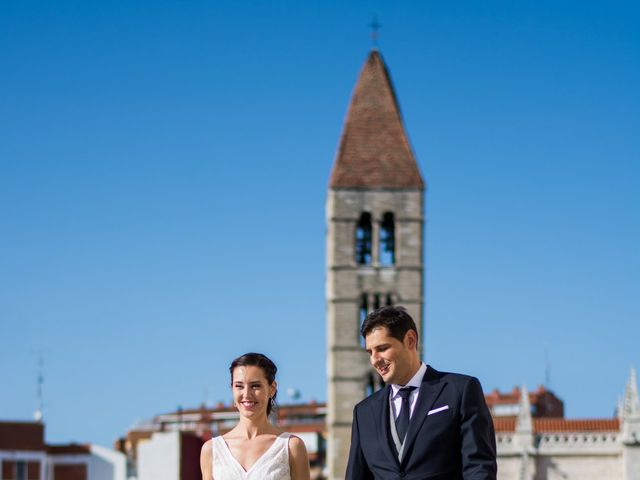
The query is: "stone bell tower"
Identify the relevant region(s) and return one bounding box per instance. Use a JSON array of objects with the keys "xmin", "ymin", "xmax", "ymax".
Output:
[{"xmin": 326, "ymin": 49, "xmax": 425, "ymax": 479}]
